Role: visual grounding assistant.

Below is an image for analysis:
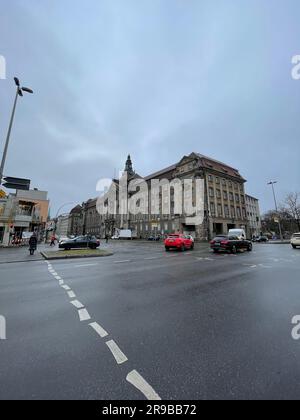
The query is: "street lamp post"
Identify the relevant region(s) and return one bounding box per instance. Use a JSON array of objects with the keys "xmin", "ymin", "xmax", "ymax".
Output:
[
  {"xmin": 0, "ymin": 78, "xmax": 33, "ymax": 185},
  {"xmin": 267, "ymin": 181, "xmax": 283, "ymax": 241}
]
